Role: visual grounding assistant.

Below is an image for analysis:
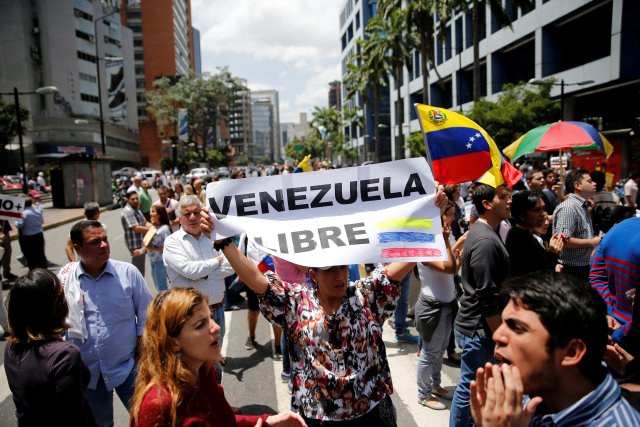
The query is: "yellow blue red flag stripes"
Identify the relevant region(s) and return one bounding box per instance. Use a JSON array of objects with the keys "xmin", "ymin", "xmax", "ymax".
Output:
[
  {"xmin": 415, "ymin": 104, "xmax": 522, "ymax": 188},
  {"xmin": 293, "ymin": 154, "xmax": 313, "ymax": 173}
]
